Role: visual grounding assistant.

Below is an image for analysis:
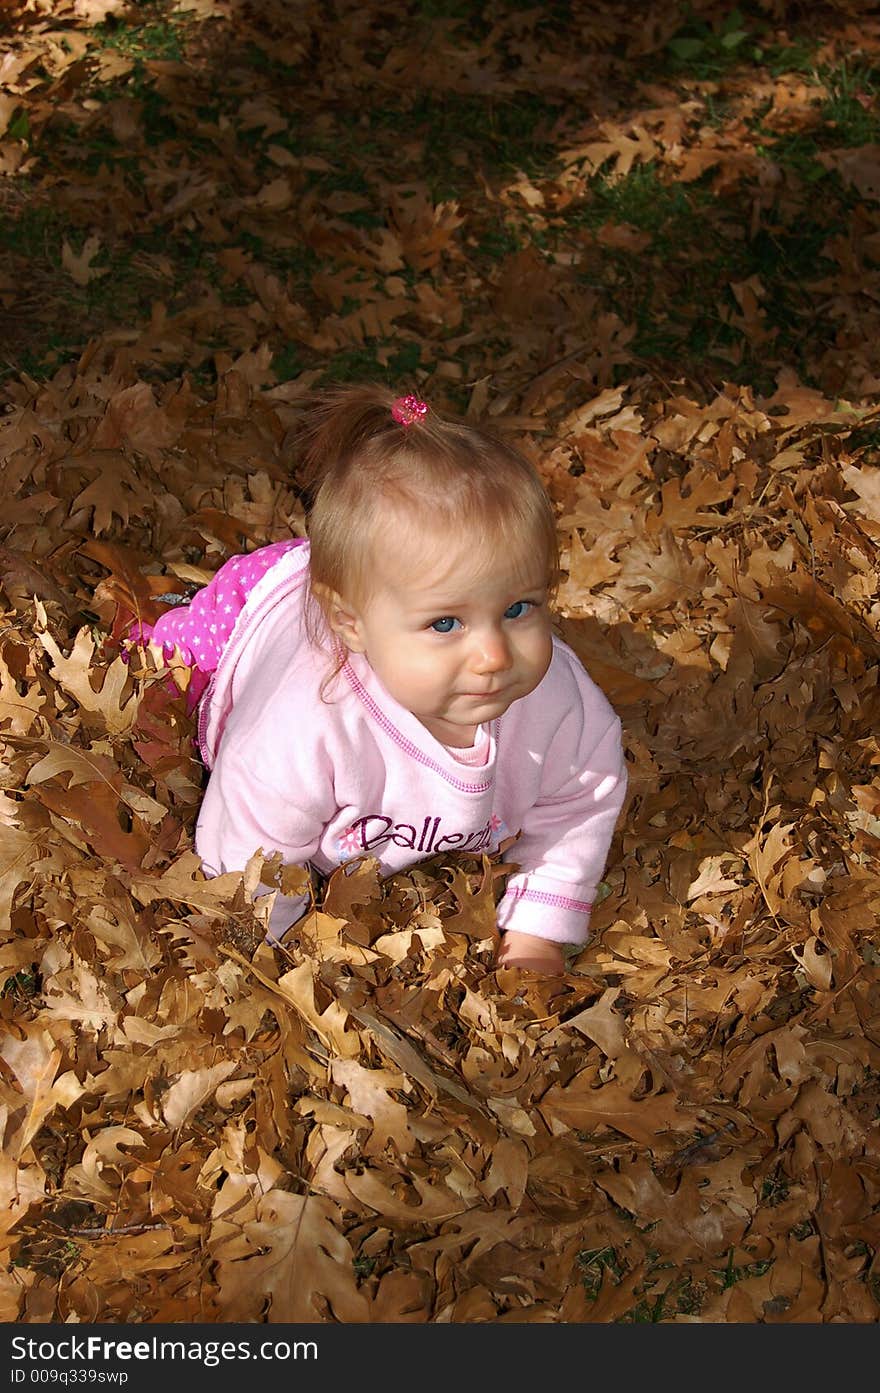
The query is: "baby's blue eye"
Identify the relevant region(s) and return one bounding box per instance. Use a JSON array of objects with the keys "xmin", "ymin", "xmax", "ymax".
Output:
[
  {"xmin": 504, "ymin": 600, "xmax": 533, "ymax": 620},
  {"xmin": 430, "ymin": 616, "xmax": 461, "ymax": 633}
]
